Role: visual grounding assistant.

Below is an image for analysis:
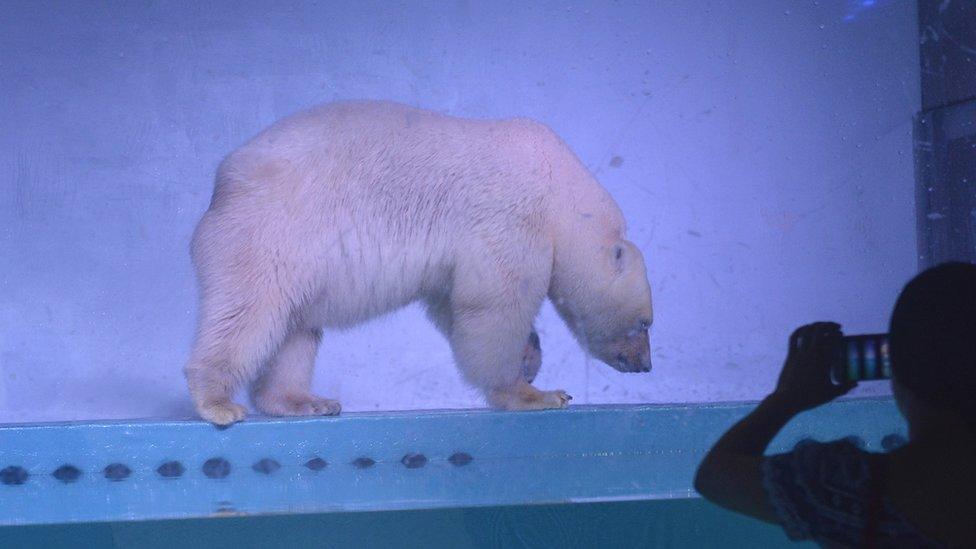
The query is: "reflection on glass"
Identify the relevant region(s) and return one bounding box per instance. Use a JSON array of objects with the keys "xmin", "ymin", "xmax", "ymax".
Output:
[
  {"xmin": 881, "ymin": 338, "xmax": 893, "ymax": 378},
  {"xmin": 863, "ymin": 340, "xmax": 877, "ymax": 380},
  {"xmin": 848, "ymin": 340, "xmax": 861, "ymax": 382}
]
